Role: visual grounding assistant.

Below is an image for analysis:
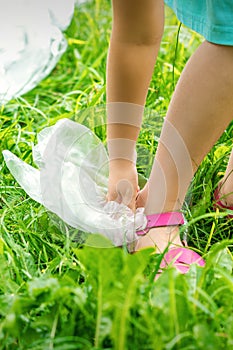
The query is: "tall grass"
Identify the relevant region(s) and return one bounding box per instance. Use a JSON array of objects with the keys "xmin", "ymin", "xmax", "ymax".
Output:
[{"xmin": 0, "ymin": 1, "xmax": 232, "ymax": 349}]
